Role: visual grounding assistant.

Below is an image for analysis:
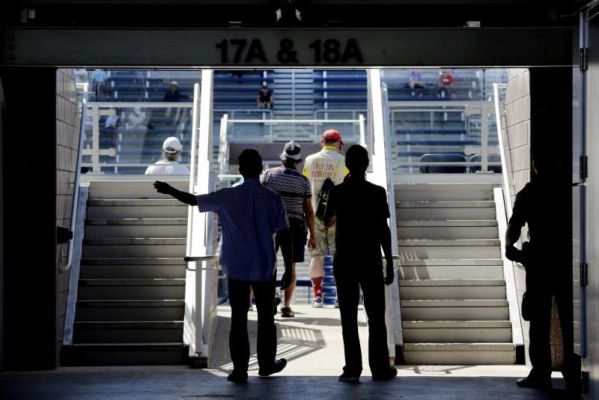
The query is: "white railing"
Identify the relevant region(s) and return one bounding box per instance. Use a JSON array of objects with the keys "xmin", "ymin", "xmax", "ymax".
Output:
[
  {"xmin": 494, "ymin": 188, "xmax": 525, "ymax": 357},
  {"xmin": 492, "ymin": 82, "xmax": 525, "ymax": 357},
  {"xmin": 367, "ymin": 69, "xmax": 403, "ymax": 361},
  {"xmin": 493, "ymin": 83, "xmax": 512, "ymax": 215},
  {"xmin": 223, "ymin": 118, "xmax": 364, "ymax": 143},
  {"xmin": 61, "ymin": 102, "xmax": 87, "ymax": 272},
  {"xmin": 184, "ymin": 72, "xmax": 219, "ymax": 360}
]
